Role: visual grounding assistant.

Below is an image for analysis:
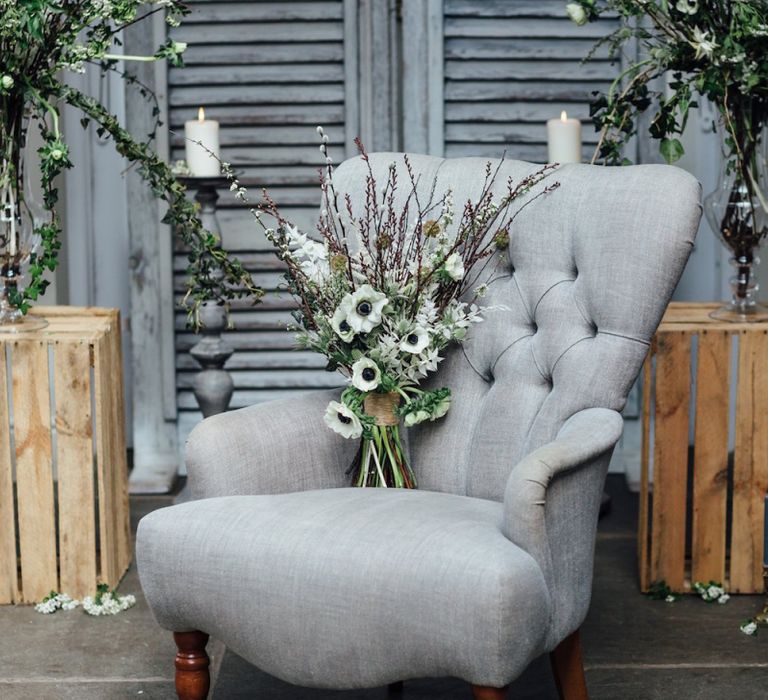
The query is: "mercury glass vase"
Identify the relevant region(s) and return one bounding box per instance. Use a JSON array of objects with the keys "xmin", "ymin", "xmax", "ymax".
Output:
[{"xmin": 703, "ymin": 131, "xmax": 768, "ymax": 322}]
